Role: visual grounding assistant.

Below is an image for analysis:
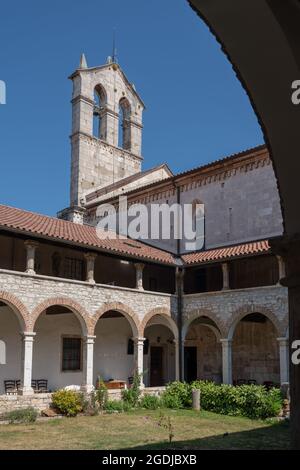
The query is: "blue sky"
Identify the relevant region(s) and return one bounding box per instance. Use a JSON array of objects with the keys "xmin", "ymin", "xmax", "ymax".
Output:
[{"xmin": 0, "ymin": 0, "xmax": 263, "ymax": 216}]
